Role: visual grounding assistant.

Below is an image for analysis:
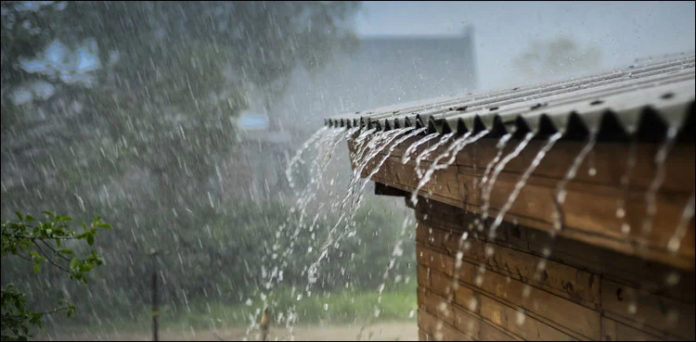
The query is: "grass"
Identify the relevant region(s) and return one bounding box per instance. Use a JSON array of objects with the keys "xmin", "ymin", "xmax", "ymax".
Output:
[
  {"xmin": 163, "ymin": 282, "xmax": 418, "ymax": 330},
  {"xmin": 41, "ymin": 282, "xmax": 417, "ymax": 337}
]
